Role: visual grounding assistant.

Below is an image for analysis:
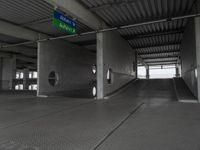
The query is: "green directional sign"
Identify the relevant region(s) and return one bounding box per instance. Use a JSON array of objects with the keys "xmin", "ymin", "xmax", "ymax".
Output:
[
  {"xmin": 53, "ymin": 18, "xmax": 76, "ymax": 34},
  {"xmin": 52, "ymin": 10, "xmax": 76, "ymax": 34}
]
